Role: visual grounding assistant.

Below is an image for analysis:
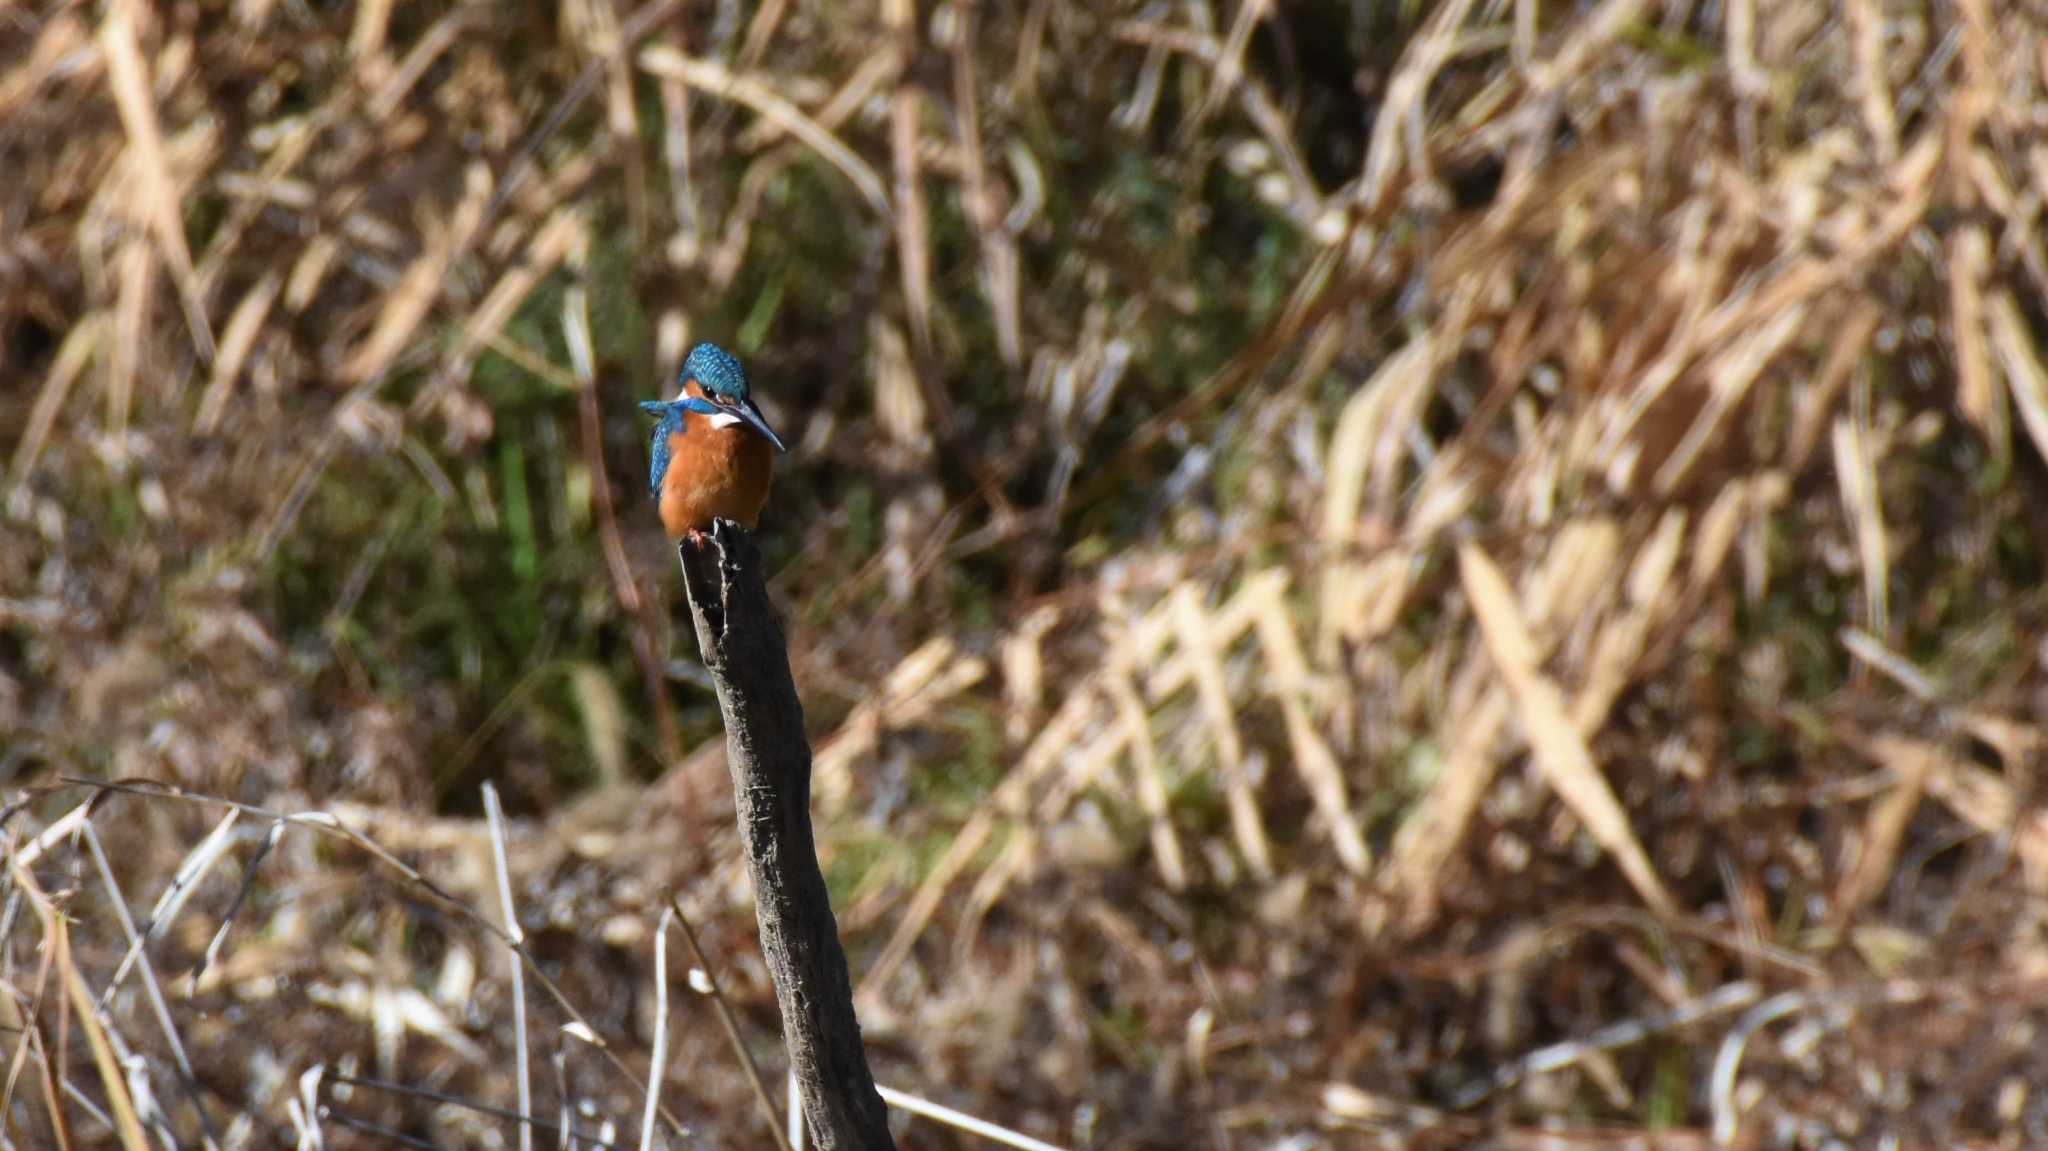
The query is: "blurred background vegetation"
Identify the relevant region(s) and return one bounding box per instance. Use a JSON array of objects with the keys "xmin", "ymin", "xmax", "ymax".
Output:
[{"xmin": 7, "ymin": 0, "xmax": 2048, "ymax": 1147}]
